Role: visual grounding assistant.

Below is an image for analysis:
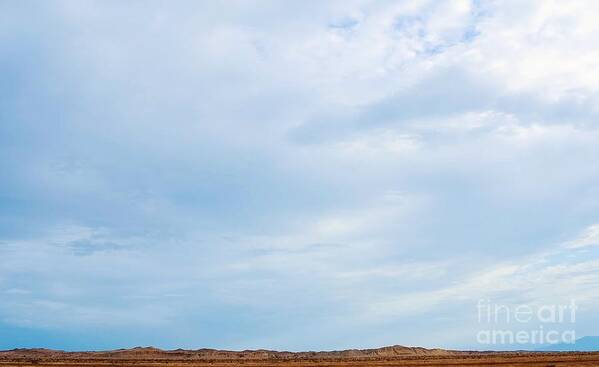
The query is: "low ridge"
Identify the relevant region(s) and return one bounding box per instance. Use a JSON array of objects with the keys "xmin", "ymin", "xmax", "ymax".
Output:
[{"xmin": 0, "ymin": 345, "xmax": 455, "ymax": 361}]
